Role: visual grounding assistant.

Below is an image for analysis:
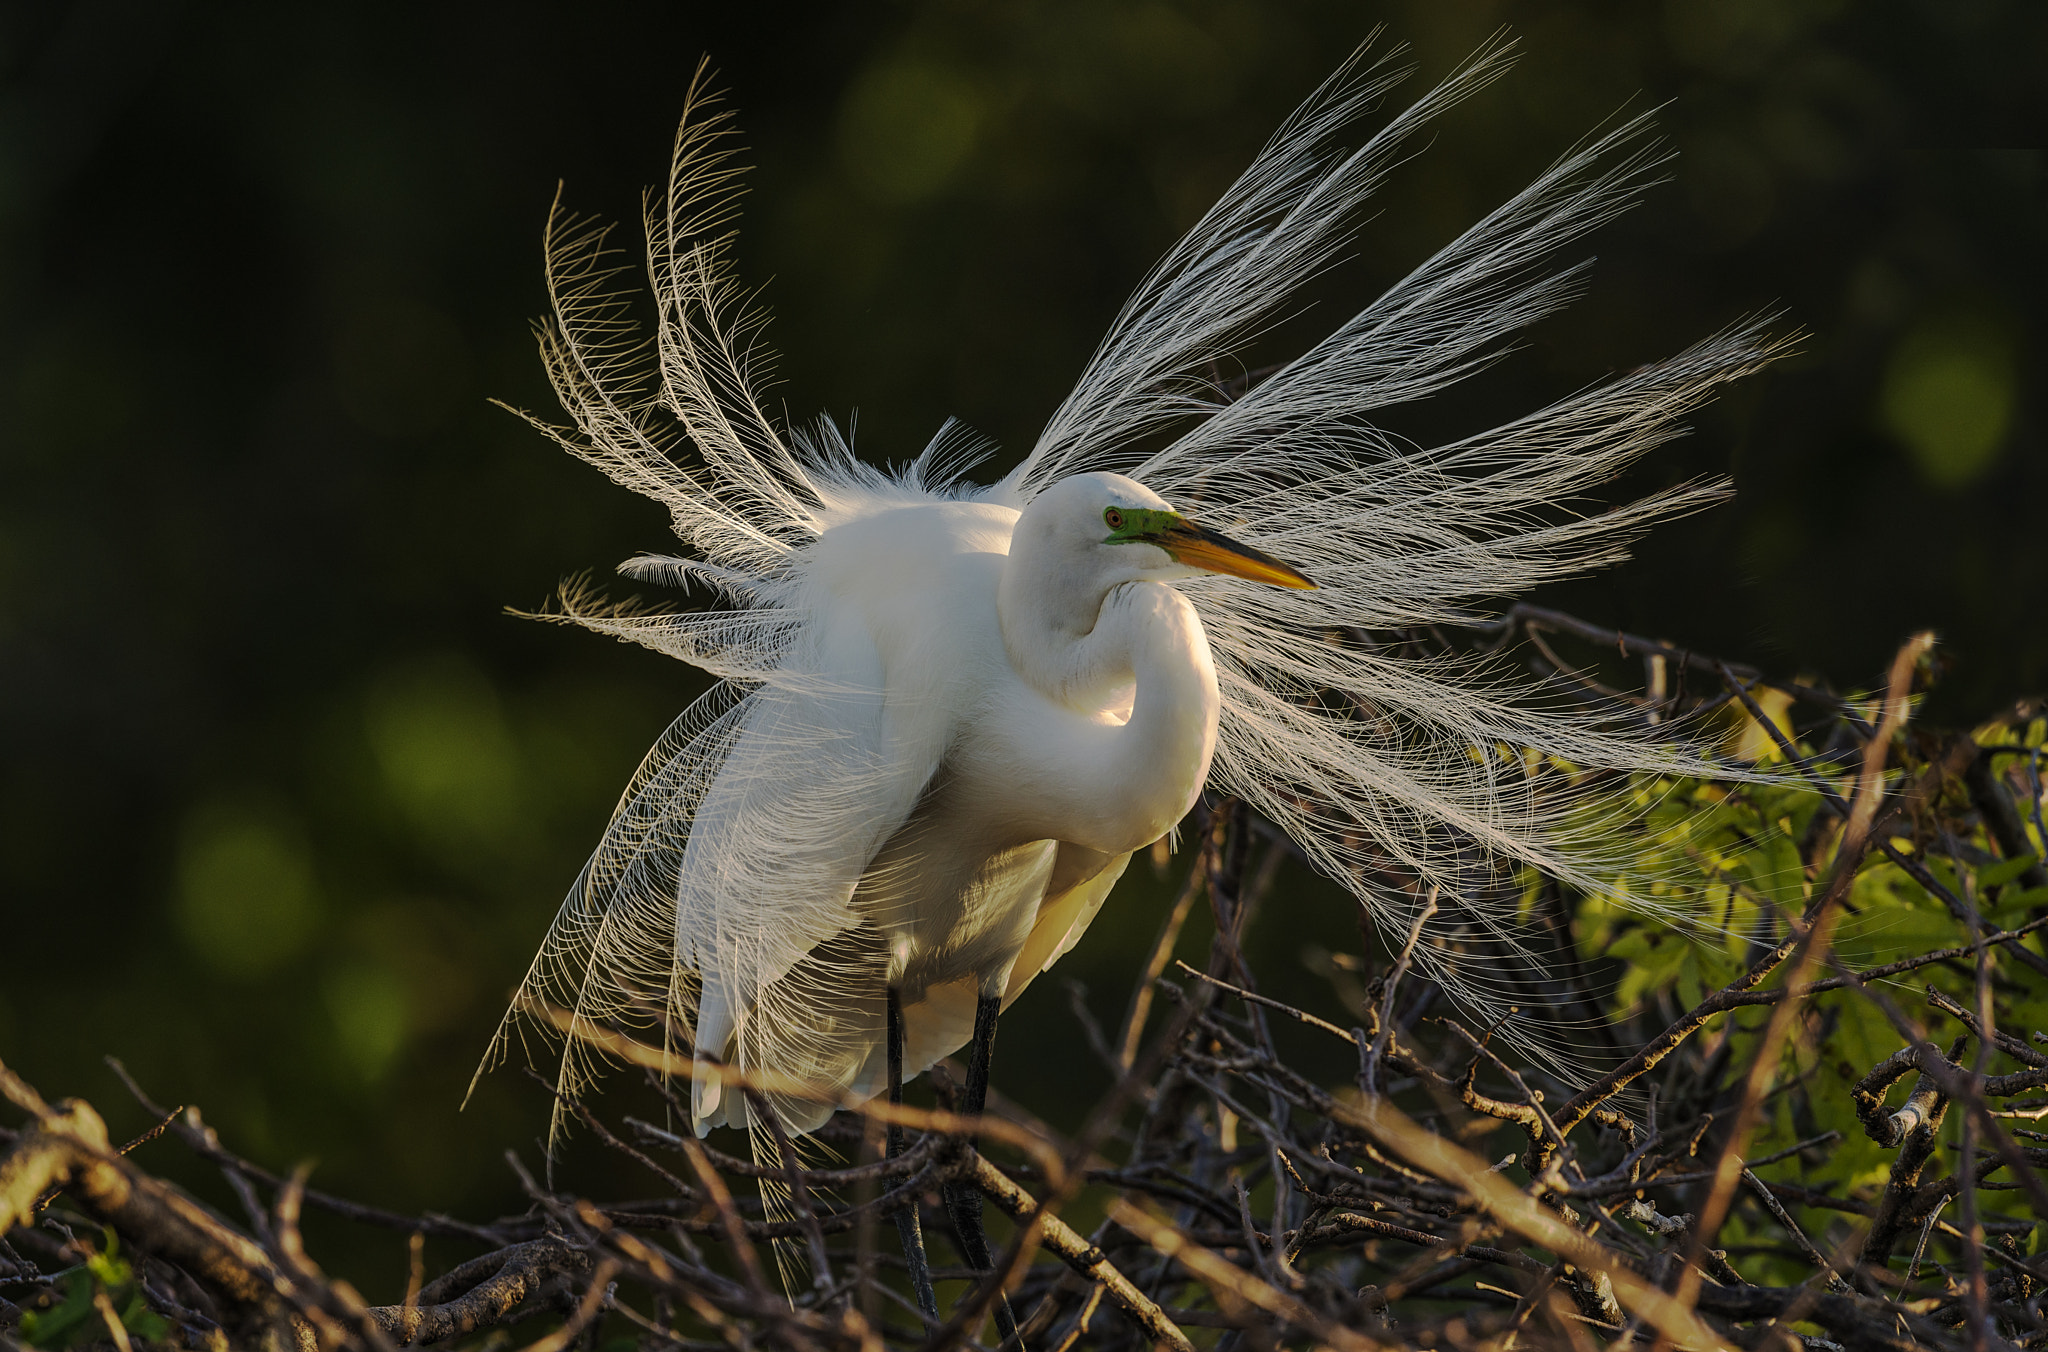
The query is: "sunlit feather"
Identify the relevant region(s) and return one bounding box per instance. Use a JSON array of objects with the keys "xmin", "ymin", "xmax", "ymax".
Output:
[{"xmin": 476, "ymin": 41, "xmax": 1786, "ymax": 1256}]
